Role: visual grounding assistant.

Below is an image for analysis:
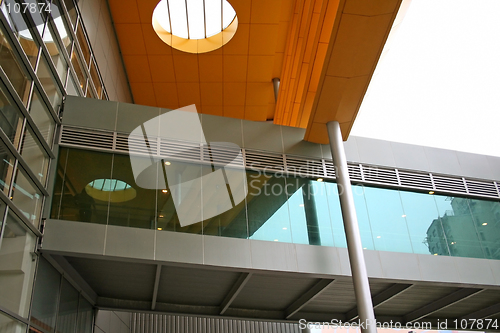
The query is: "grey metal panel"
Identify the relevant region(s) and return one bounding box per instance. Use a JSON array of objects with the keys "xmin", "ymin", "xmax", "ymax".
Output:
[
  {"xmin": 116, "ymin": 103, "xmax": 161, "ymax": 134},
  {"xmin": 43, "ymin": 219, "xmax": 106, "ymax": 255},
  {"xmin": 105, "ymin": 225, "xmax": 155, "ymax": 260},
  {"xmin": 453, "ymin": 256, "xmax": 497, "ymax": 285},
  {"xmin": 342, "ymin": 136, "xmax": 360, "ymax": 162},
  {"xmin": 423, "ymin": 146, "xmax": 463, "ymax": 176},
  {"xmin": 490, "ymin": 260, "xmax": 500, "ymax": 285},
  {"xmin": 336, "ymin": 247, "xmax": 352, "ymax": 276},
  {"xmin": 390, "ymin": 141, "xmax": 430, "ymax": 172},
  {"xmin": 294, "ymin": 243, "xmax": 344, "ymax": 275},
  {"xmin": 242, "ymin": 120, "xmax": 283, "ymax": 152},
  {"xmin": 363, "ymin": 250, "xmax": 384, "ymax": 278},
  {"xmin": 203, "ymin": 235, "xmax": 252, "ymax": 269},
  {"xmin": 455, "ymin": 151, "xmax": 494, "ymax": 180},
  {"xmin": 201, "ymin": 115, "xmax": 244, "ymax": 147},
  {"xmin": 96, "ymin": 310, "xmax": 112, "ymax": 333},
  {"xmin": 378, "ymin": 251, "xmax": 422, "ymax": 280},
  {"xmin": 63, "ymin": 96, "xmax": 118, "ymax": 131},
  {"xmin": 155, "ymin": 231, "xmax": 203, "ymax": 265},
  {"xmin": 250, "ymin": 240, "xmax": 298, "ymax": 272},
  {"xmin": 417, "ymin": 254, "xmax": 461, "ymax": 284},
  {"xmin": 486, "ymin": 155, "xmax": 500, "ymax": 181},
  {"xmin": 281, "ymin": 126, "xmax": 322, "ymax": 158},
  {"xmin": 355, "ymin": 137, "xmax": 396, "ymax": 168}
]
